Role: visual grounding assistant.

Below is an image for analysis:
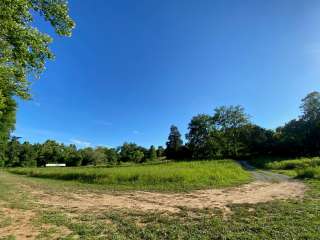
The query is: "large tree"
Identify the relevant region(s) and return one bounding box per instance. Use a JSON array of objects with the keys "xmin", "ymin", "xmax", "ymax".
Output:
[
  {"xmin": 0, "ymin": 0, "xmax": 74, "ymax": 158},
  {"xmin": 186, "ymin": 114, "xmax": 223, "ymax": 159},
  {"xmin": 0, "ymin": 0, "xmax": 74, "ymax": 102},
  {"xmin": 212, "ymin": 105, "xmax": 250, "ymax": 157}
]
